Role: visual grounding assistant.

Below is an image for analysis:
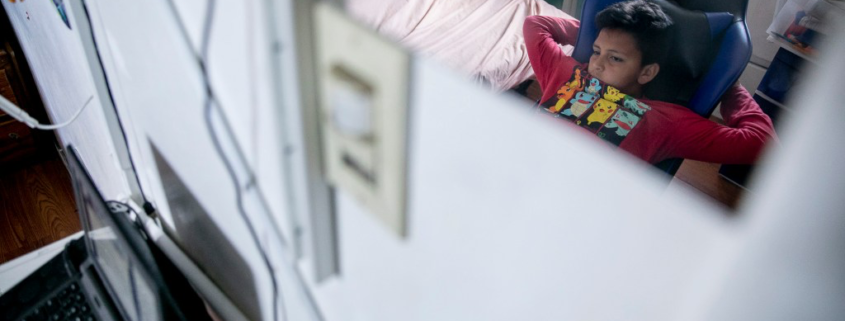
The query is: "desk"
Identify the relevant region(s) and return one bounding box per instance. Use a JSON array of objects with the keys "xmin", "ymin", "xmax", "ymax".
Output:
[{"xmin": 0, "ymin": 38, "xmax": 54, "ymax": 170}]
